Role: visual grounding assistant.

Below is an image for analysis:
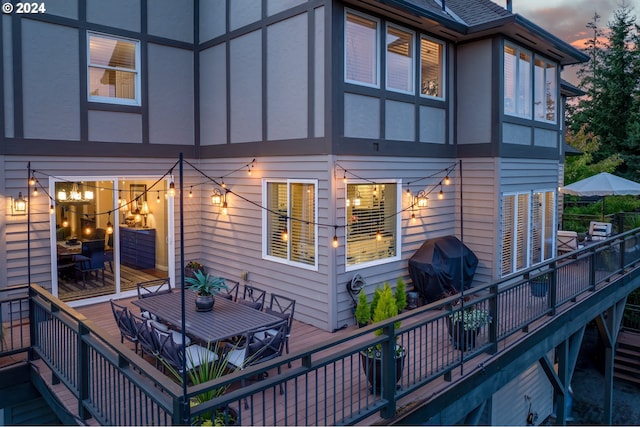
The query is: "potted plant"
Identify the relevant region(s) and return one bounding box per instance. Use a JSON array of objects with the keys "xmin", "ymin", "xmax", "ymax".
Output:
[
  {"xmin": 161, "ymin": 342, "xmax": 238, "ymax": 426},
  {"xmin": 359, "ymin": 282, "xmax": 406, "ymax": 393},
  {"xmin": 355, "ymin": 291, "xmax": 371, "ymax": 328},
  {"xmin": 448, "ymin": 306, "xmax": 492, "ymax": 351},
  {"xmin": 395, "ymin": 277, "xmax": 407, "ymax": 313},
  {"xmin": 185, "ymin": 260, "xmax": 206, "ymax": 280},
  {"xmin": 185, "ymin": 270, "xmax": 228, "ymax": 312}
]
